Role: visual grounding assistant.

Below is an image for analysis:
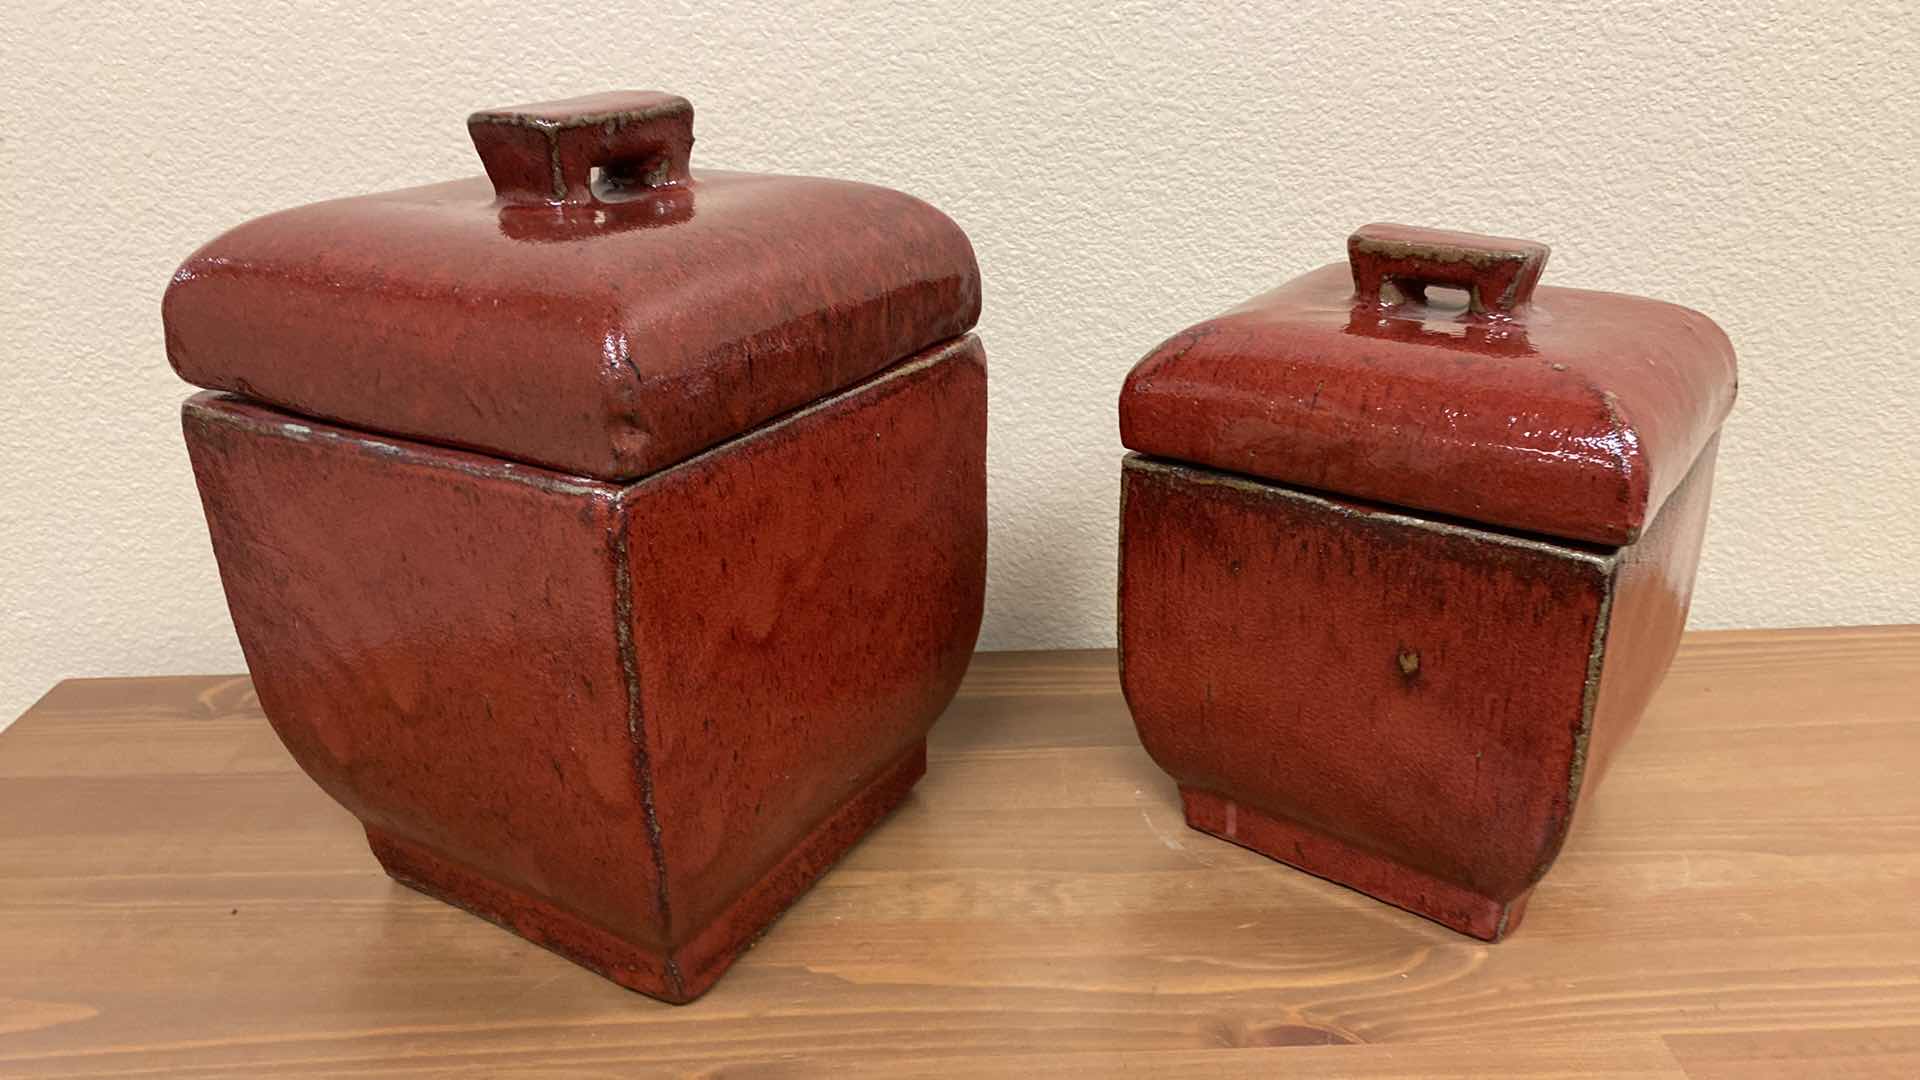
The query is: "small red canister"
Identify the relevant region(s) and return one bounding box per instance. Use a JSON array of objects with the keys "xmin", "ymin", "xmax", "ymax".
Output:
[
  {"xmin": 167, "ymin": 91, "xmax": 986, "ymax": 1001},
  {"xmin": 1117, "ymin": 224, "xmax": 1736, "ymax": 939}
]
